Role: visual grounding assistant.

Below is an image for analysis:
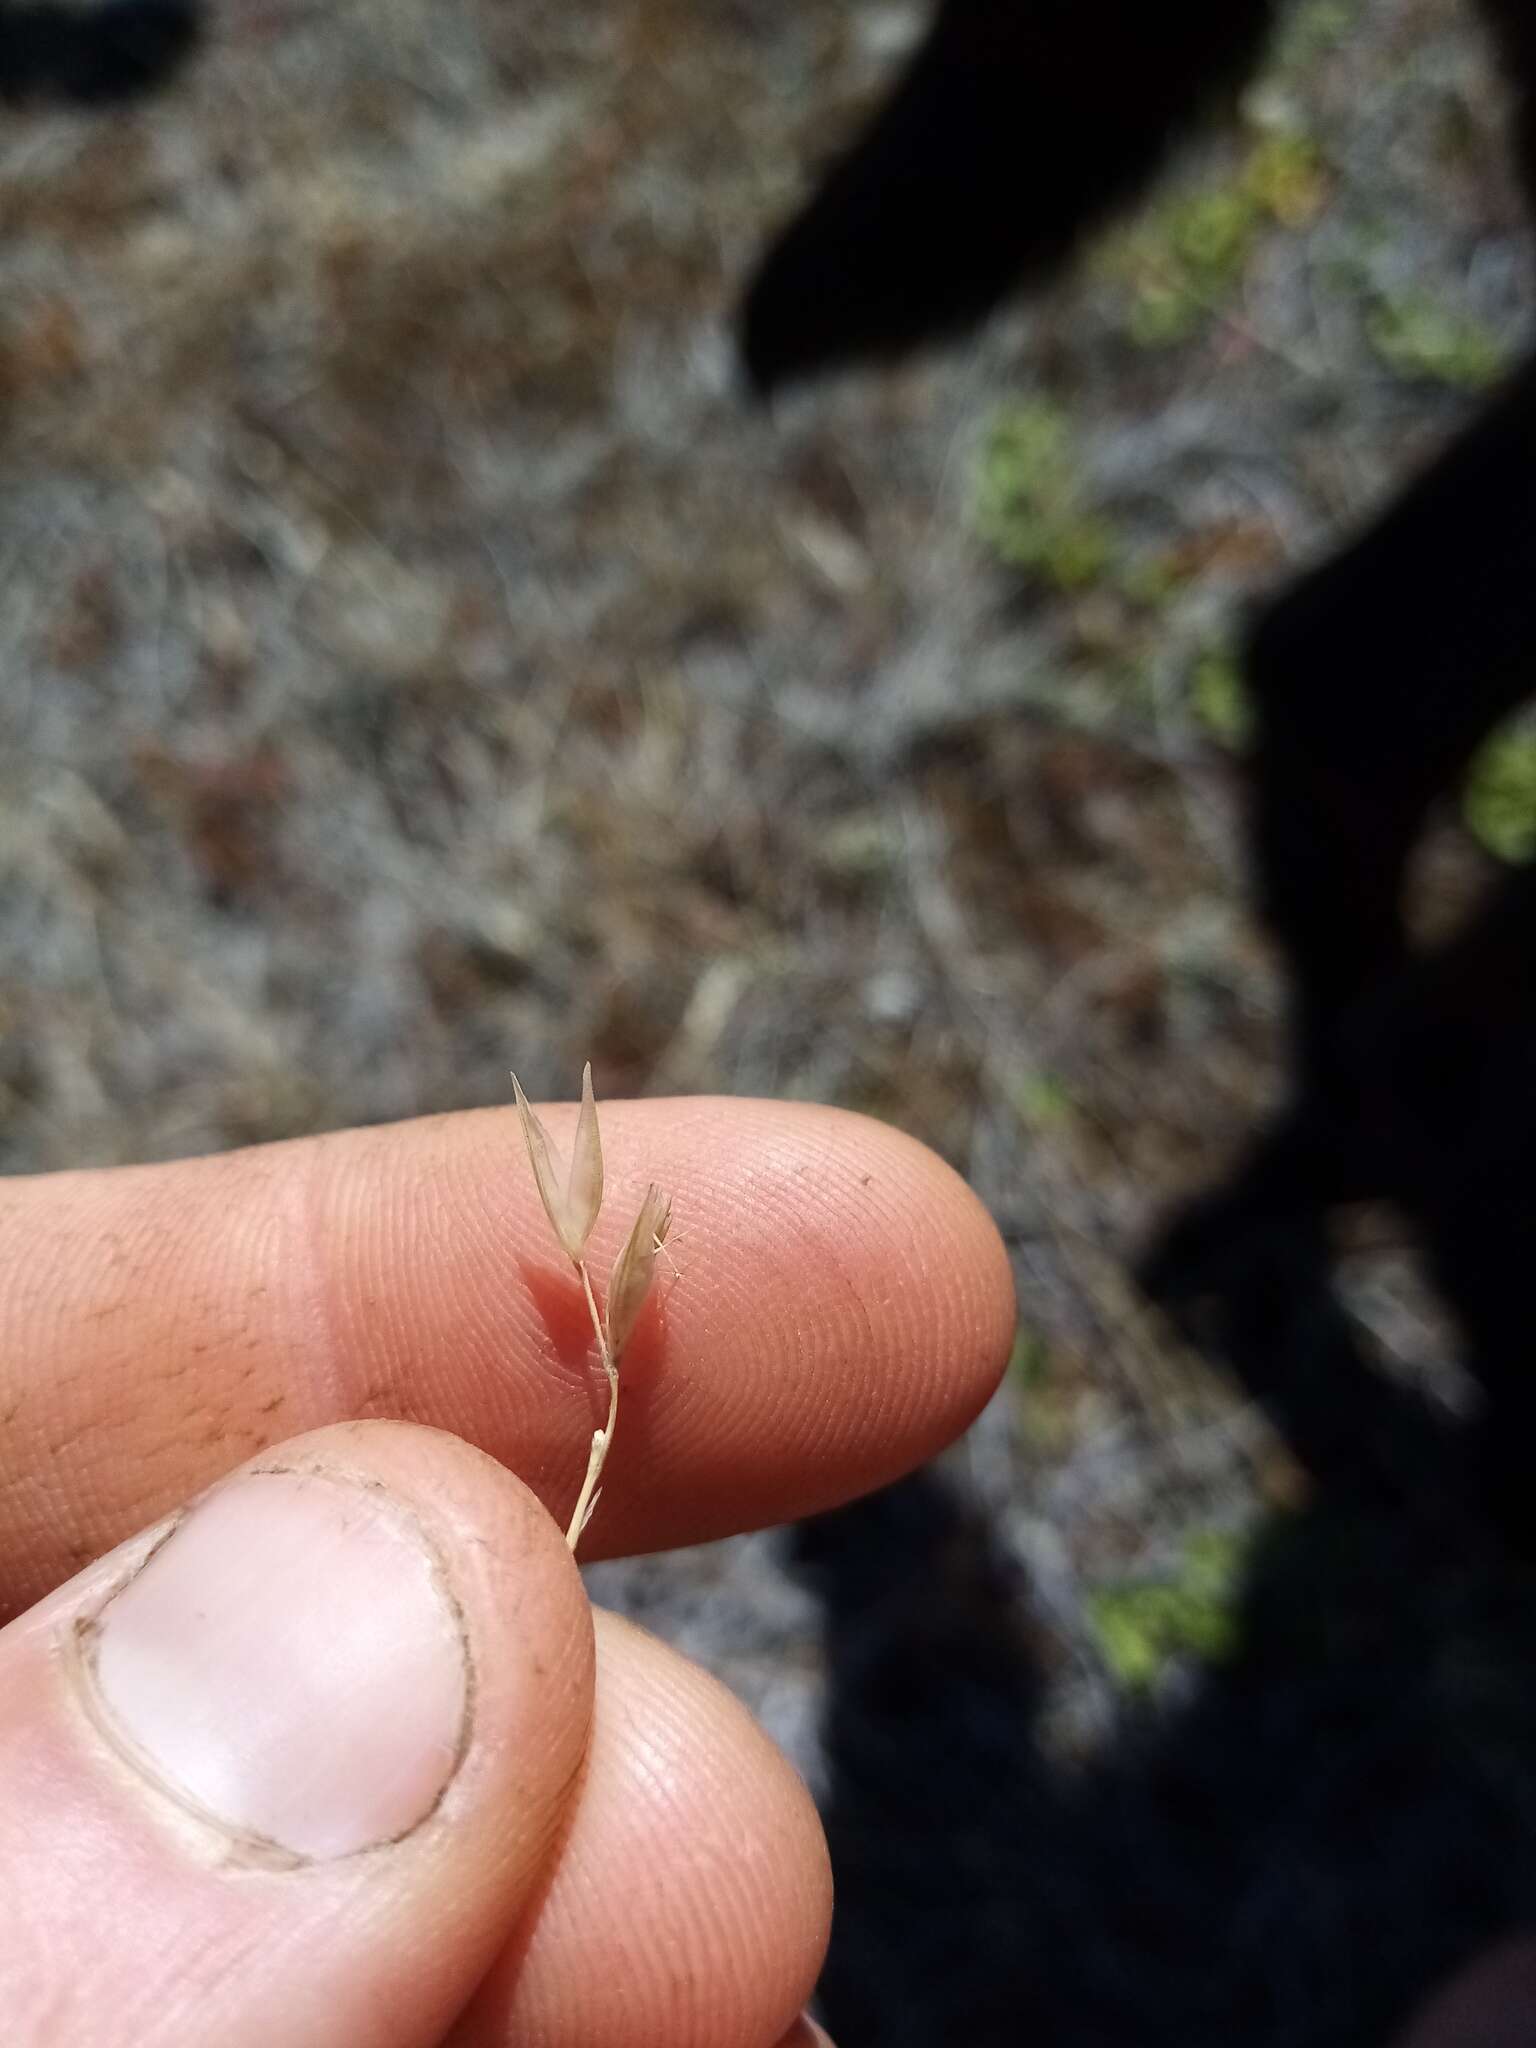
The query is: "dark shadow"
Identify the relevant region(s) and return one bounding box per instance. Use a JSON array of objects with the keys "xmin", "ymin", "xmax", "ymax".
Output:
[
  {"xmin": 740, "ymin": 0, "xmax": 1276, "ymax": 395},
  {"xmin": 0, "ymin": 0, "xmax": 197, "ymax": 107},
  {"xmin": 797, "ymin": 1367, "xmax": 1536, "ymax": 2045},
  {"xmin": 1144, "ymin": 856, "xmax": 1536, "ymax": 1546}
]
